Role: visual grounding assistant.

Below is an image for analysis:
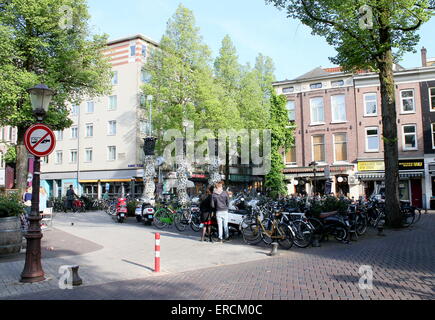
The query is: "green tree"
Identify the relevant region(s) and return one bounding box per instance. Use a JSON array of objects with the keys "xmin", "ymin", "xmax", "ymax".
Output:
[
  {"xmin": 0, "ymin": 0, "xmax": 112, "ymax": 194},
  {"xmin": 266, "ymin": 0, "xmax": 434, "ymax": 227},
  {"xmin": 265, "ymin": 94, "xmax": 294, "ymax": 199}
]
